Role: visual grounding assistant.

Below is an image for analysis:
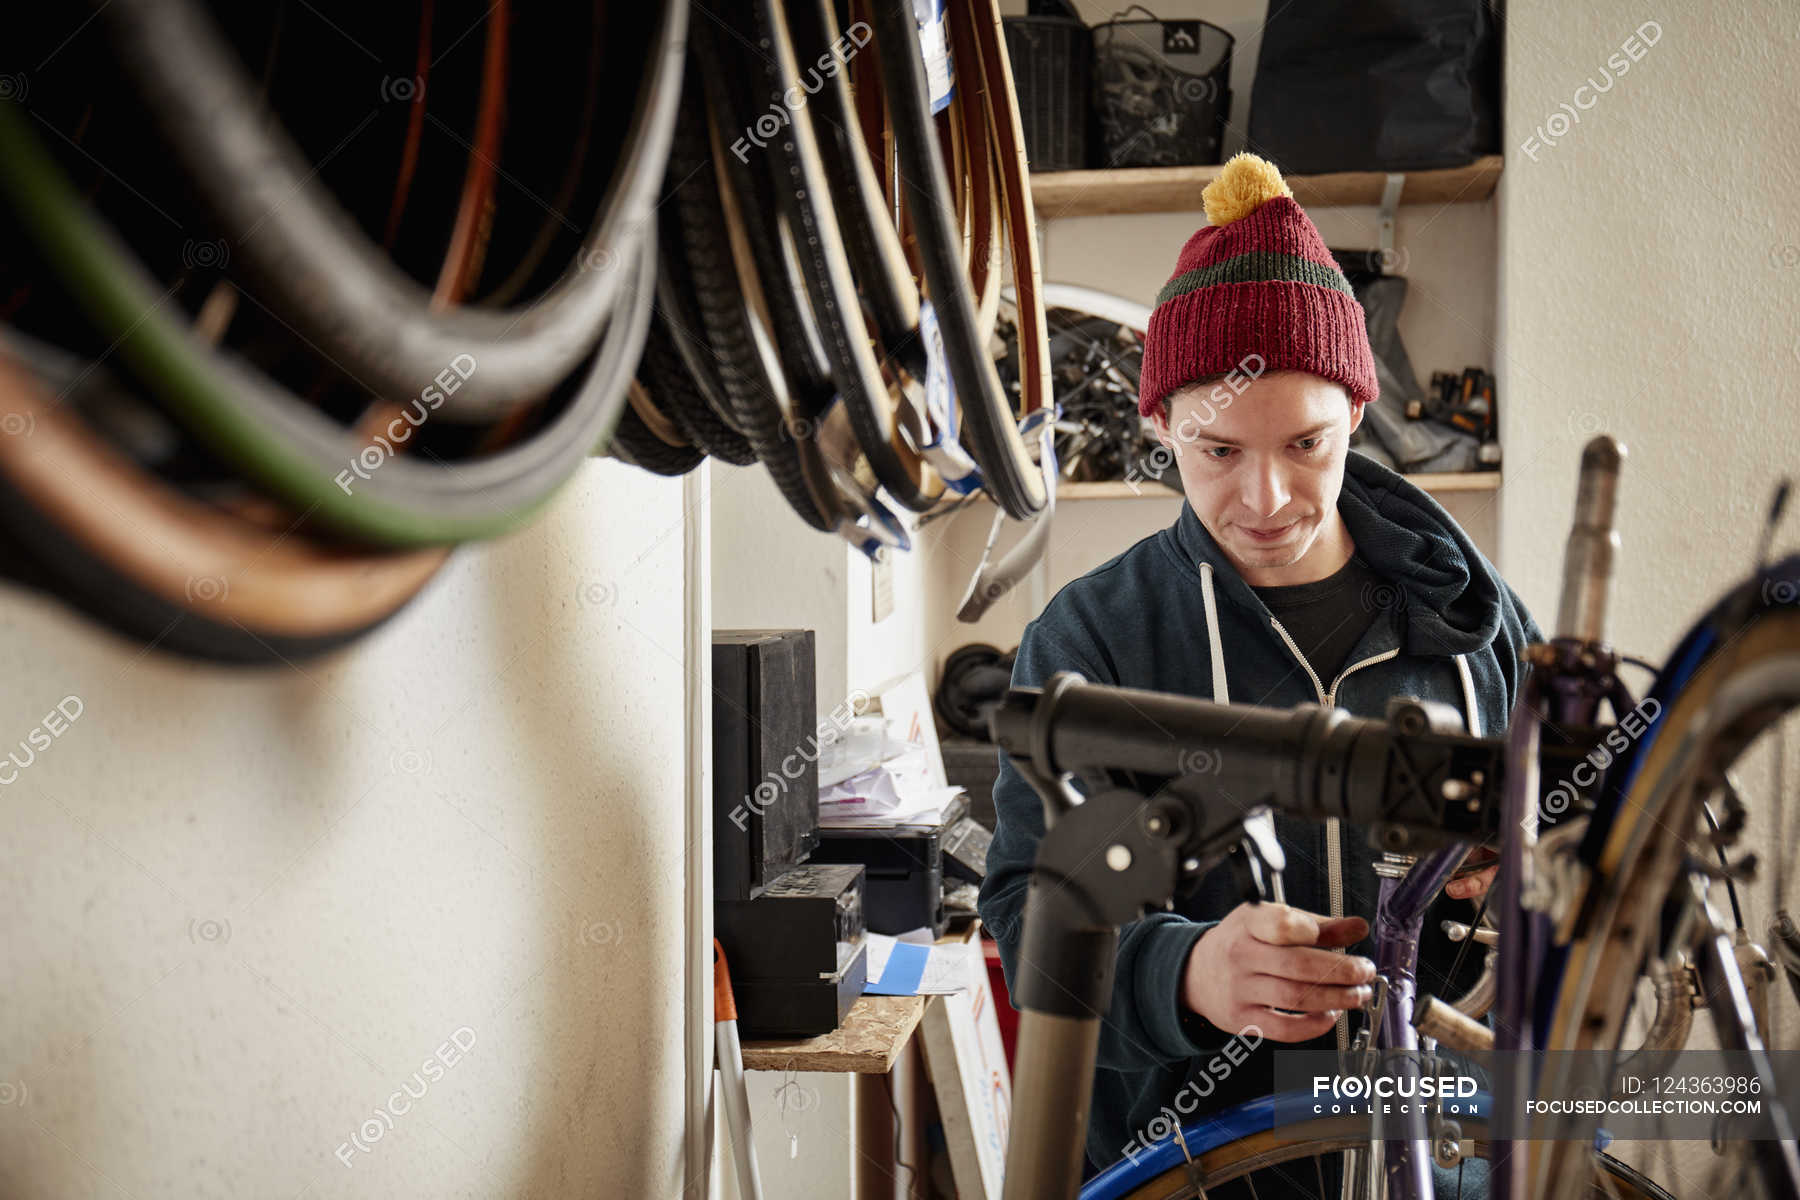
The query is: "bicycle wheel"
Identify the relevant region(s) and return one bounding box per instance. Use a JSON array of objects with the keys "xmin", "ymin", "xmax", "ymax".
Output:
[
  {"xmin": 1082, "ymin": 1106, "xmax": 1672, "ymax": 1200},
  {"xmin": 1537, "ymin": 554, "xmax": 1800, "ymax": 1197}
]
